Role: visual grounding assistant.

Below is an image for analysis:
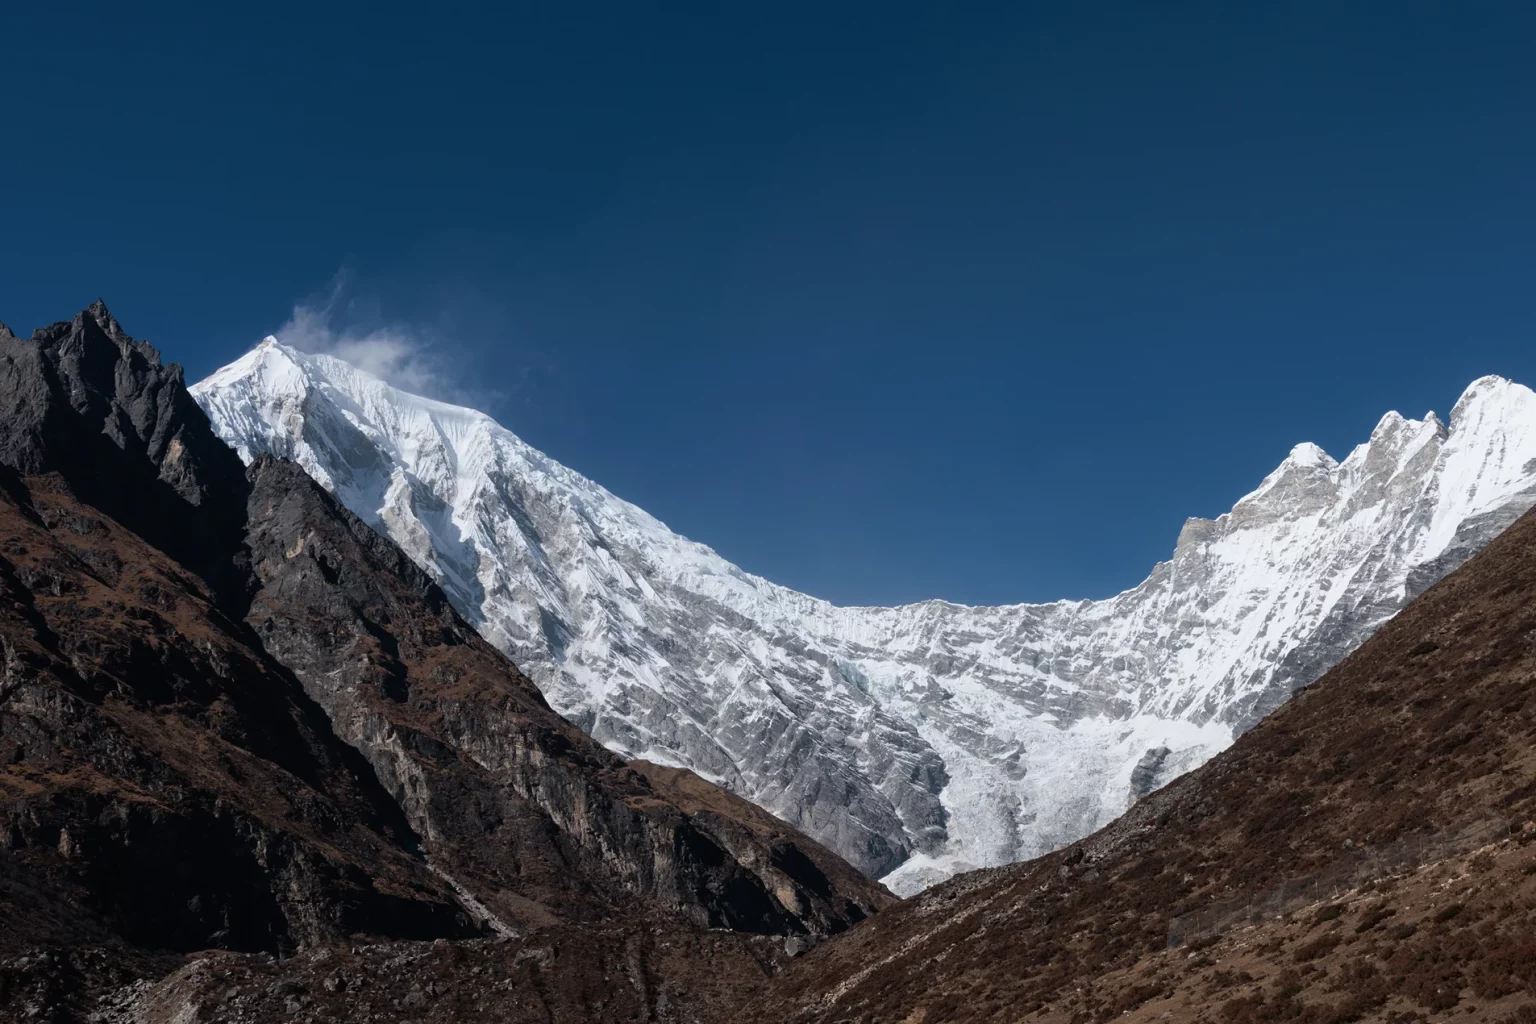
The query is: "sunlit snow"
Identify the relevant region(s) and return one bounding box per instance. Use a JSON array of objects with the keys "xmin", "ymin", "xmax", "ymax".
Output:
[{"xmin": 195, "ymin": 345, "xmax": 1536, "ymax": 894}]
